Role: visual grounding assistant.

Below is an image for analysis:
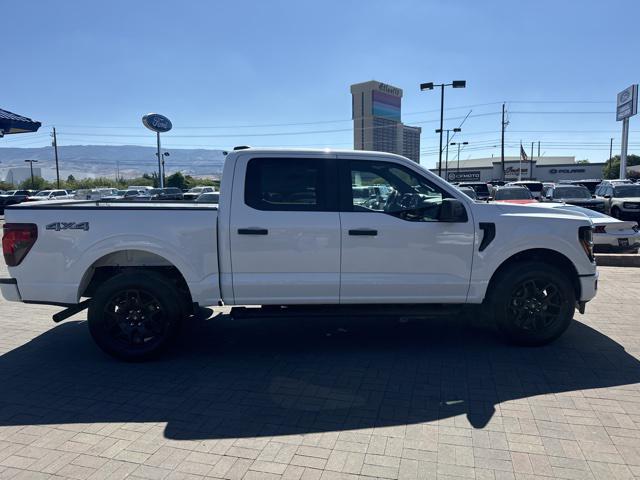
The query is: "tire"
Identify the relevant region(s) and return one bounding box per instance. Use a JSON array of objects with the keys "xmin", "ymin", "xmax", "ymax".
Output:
[
  {"xmin": 88, "ymin": 271, "xmax": 185, "ymax": 361},
  {"xmin": 487, "ymin": 261, "xmax": 575, "ymax": 346}
]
